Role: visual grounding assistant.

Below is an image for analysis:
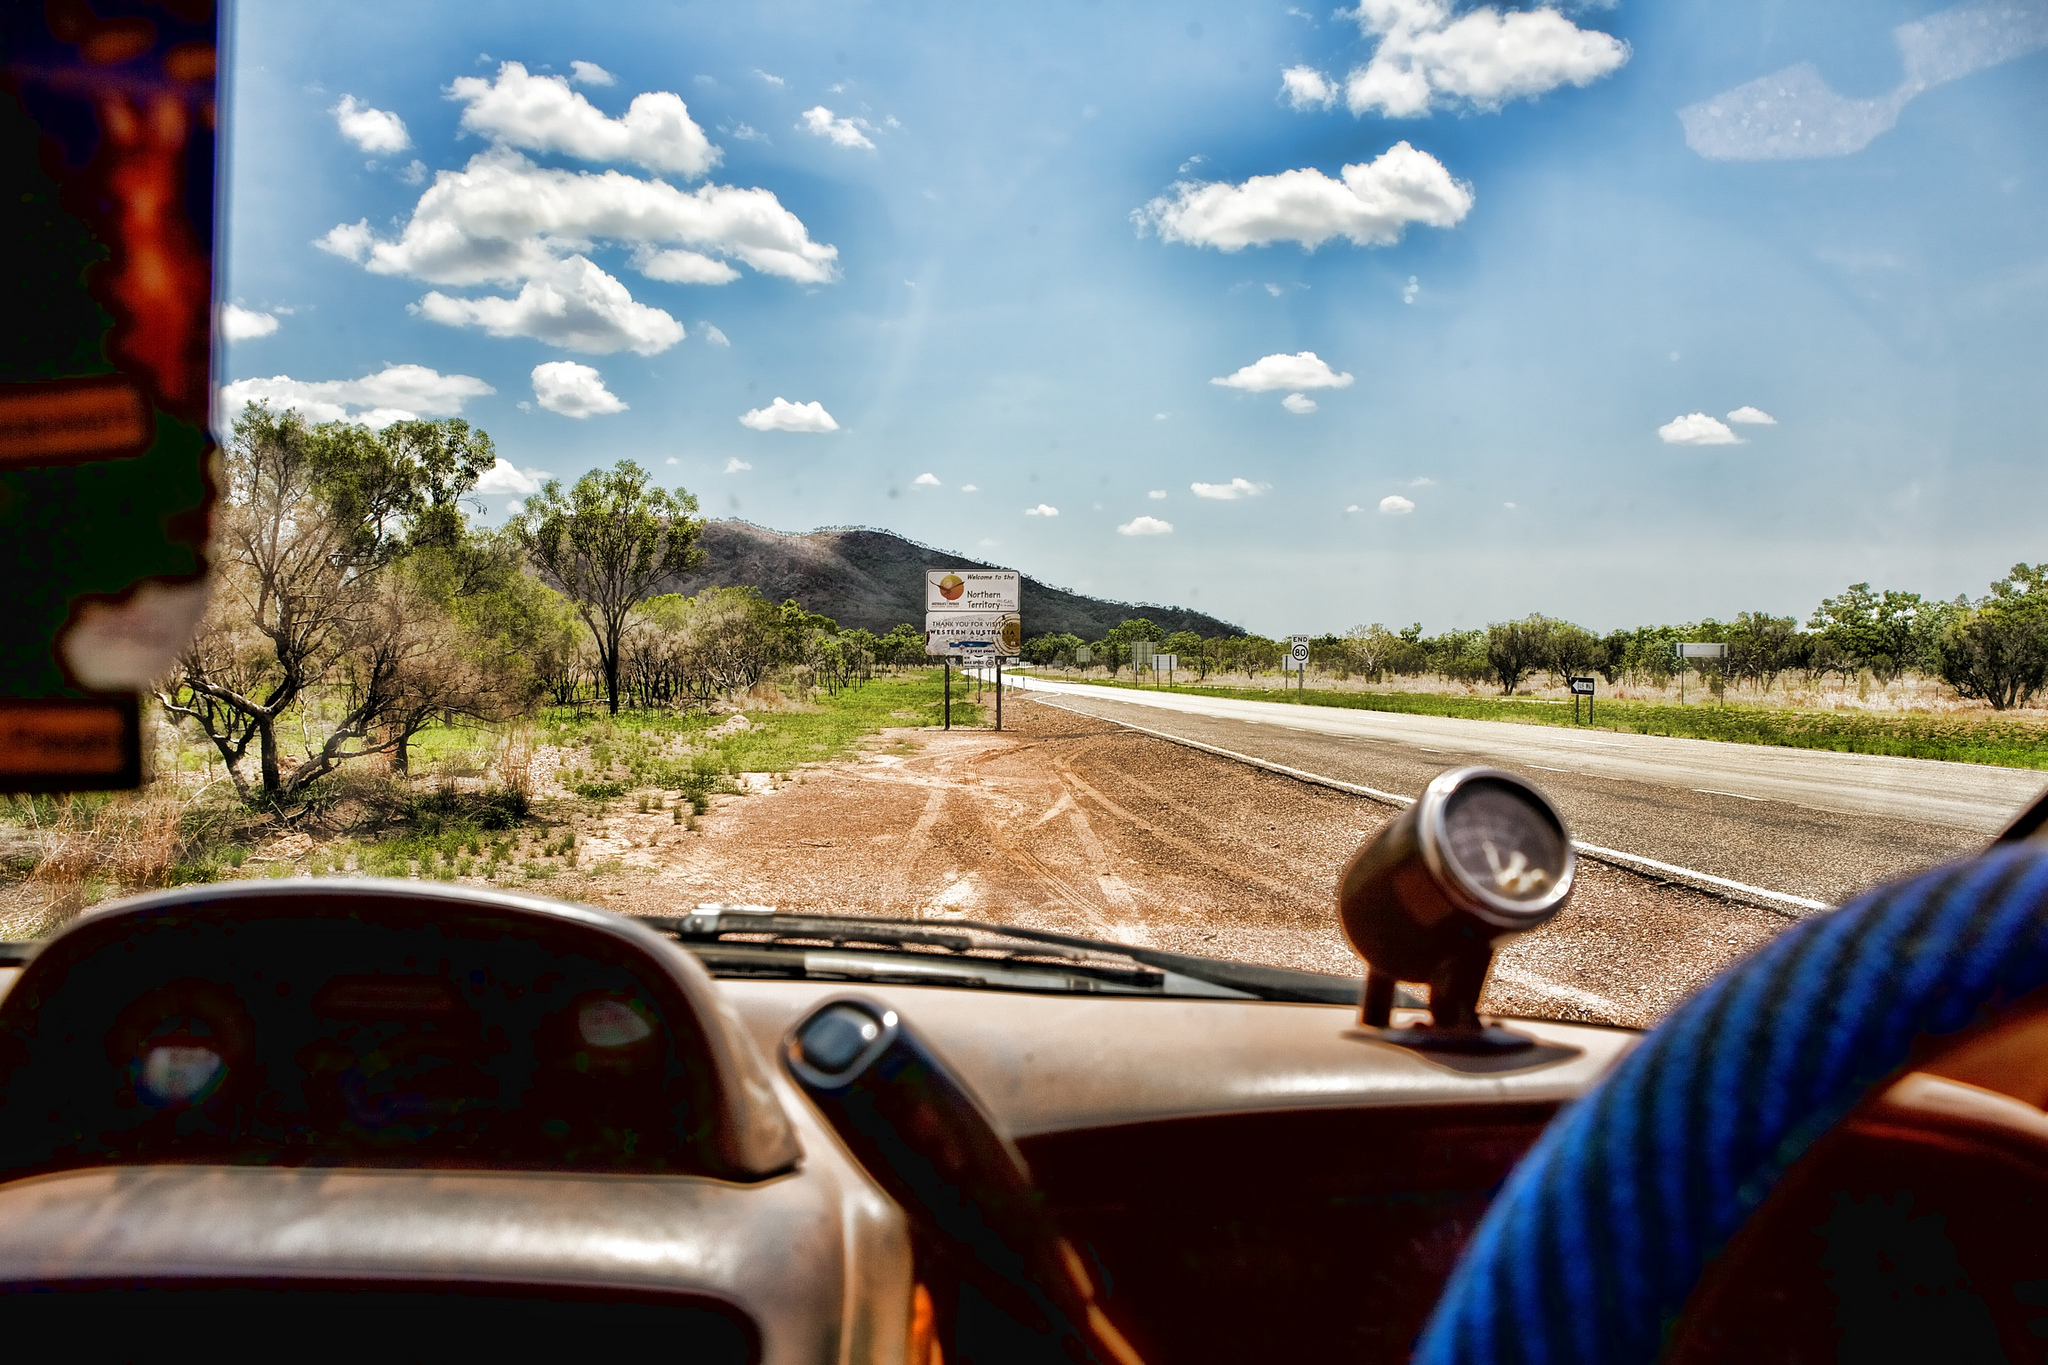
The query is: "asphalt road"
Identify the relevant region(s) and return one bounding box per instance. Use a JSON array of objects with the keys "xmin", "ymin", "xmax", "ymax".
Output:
[{"xmin": 995, "ymin": 675, "xmax": 2047, "ymax": 908}]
